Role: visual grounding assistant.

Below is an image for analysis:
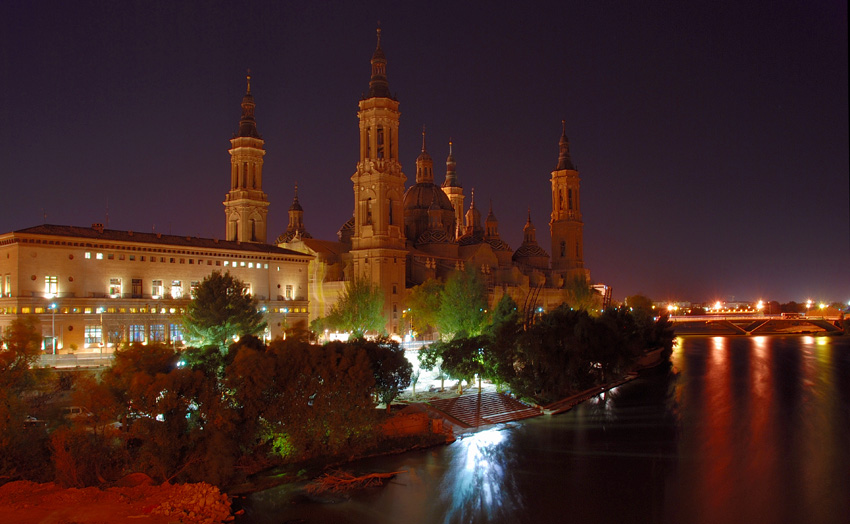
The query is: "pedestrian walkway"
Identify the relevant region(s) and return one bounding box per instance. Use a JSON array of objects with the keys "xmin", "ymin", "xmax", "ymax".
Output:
[{"xmin": 427, "ymin": 391, "xmax": 541, "ymax": 428}]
